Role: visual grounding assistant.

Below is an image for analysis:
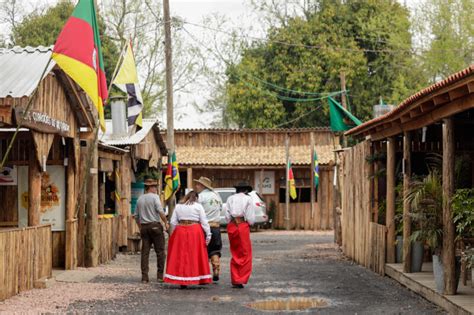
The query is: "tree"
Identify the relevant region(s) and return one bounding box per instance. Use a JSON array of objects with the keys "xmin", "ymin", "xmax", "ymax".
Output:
[
  {"xmin": 102, "ymin": 0, "xmax": 204, "ymax": 117},
  {"xmin": 223, "ymin": 0, "xmax": 421, "ymax": 128},
  {"xmin": 415, "ymin": 0, "xmax": 473, "ymax": 81},
  {"xmin": 11, "ymin": 1, "xmax": 119, "ymax": 84}
]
